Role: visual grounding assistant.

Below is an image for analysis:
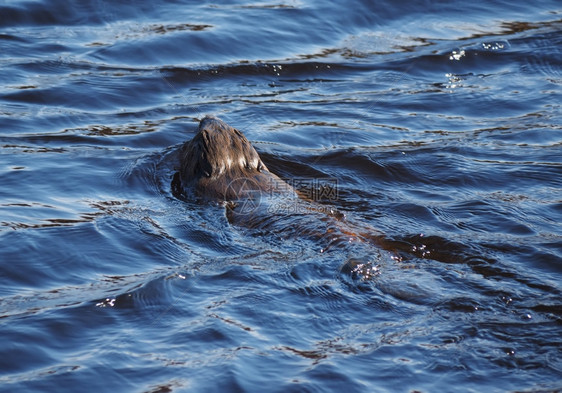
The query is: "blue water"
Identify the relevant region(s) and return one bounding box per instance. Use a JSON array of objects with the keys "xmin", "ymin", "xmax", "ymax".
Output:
[{"xmin": 1, "ymin": 1, "xmax": 561, "ymax": 392}]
